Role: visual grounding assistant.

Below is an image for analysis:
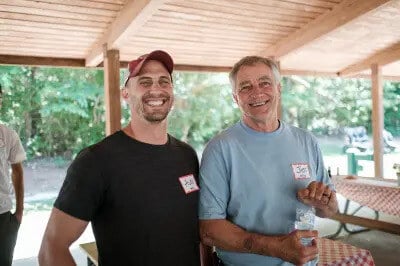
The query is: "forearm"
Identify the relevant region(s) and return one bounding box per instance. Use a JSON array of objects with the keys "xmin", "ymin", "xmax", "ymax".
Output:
[
  {"xmin": 39, "ymin": 239, "xmax": 76, "ymax": 266},
  {"xmin": 11, "ymin": 163, "xmax": 24, "ymax": 213},
  {"xmin": 200, "ymin": 219, "xmax": 281, "ymax": 257}
]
